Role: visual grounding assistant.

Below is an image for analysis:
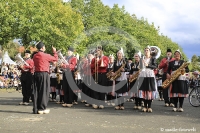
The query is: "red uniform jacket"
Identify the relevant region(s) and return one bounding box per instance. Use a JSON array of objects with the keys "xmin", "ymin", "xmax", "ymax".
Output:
[
  {"xmin": 22, "ymin": 58, "xmax": 34, "ymax": 74},
  {"xmin": 159, "ymin": 57, "xmax": 175, "ymax": 73},
  {"xmin": 62, "ymin": 56, "xmax": 77, "ymax": 71},
  {"xmin": 90, "ymin": 56, "xmax": 109, "ymax": 74},
  {"xmin": 33, "ymin": 51, "xmax": 58, "ymax": 72}
]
